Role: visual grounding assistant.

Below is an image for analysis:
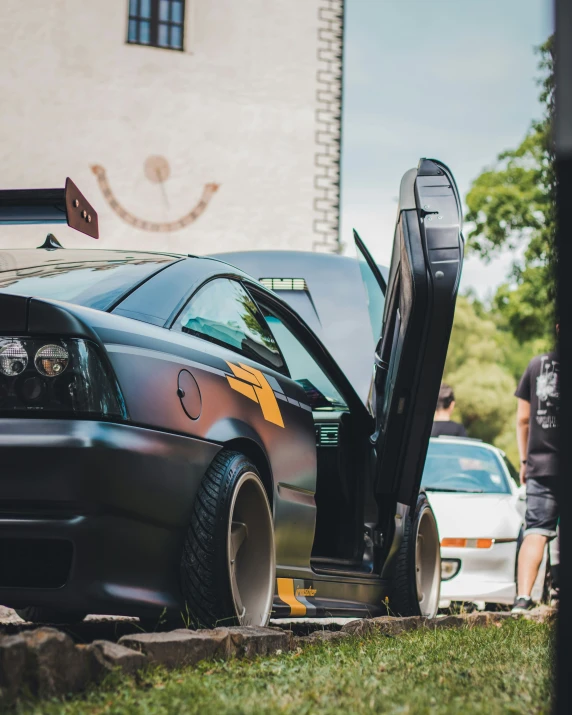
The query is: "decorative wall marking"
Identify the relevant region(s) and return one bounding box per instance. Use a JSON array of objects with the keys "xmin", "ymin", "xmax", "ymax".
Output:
[
  {"xmin": 91, "ymin": 160, "xmax": 219, "ymax": 233},
  {"xmin": 144, "ymin": 155, "xmax": 171, "ymax": 184},
  {"xmin": 313, "ymin": 0, "xmax": 344, "ymax": 253}
]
